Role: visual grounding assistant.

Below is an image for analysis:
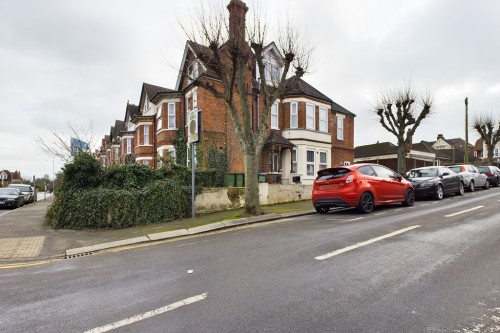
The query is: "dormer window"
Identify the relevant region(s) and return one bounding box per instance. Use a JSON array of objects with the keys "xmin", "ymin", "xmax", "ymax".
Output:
[
  {"xmin": 188, "ymin": 61, "xmax": 199, "ymax": 83},
  {"xmin": 264, "ymin": 62, "xmax": 280, "ymax": 82}
]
